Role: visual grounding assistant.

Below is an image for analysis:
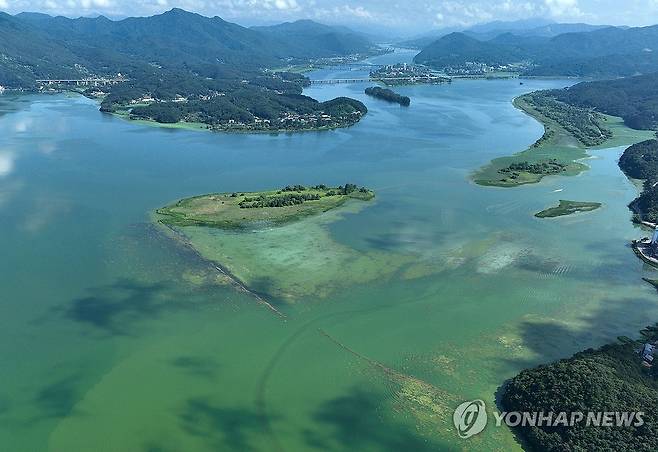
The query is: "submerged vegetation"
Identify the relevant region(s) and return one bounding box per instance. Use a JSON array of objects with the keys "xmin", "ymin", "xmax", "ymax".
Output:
[
  {"xmin": 535, "ymin": 200, "xmax": 602, "ymax": 218},
  {"xmin": 365, "ymin": 86, "xmax": 410, "ymax": 106},
  {"xmin": 156, "ymin": 184, "xmax": 375, "ymax": 229},
  {"xmin": 502, "ymin": 324, "xmax": 658, "ymax": 451}
]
